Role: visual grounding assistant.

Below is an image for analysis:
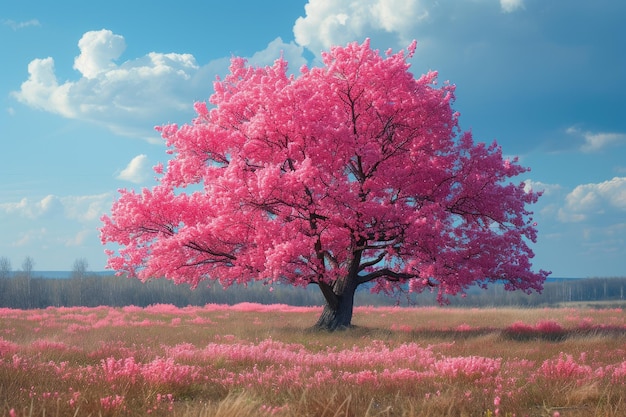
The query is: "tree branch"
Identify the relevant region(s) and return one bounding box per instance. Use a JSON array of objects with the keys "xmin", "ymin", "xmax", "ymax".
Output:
[
  {"xmin": 358, "ymin": 252, "xmax": 386, "ymax": 272},
  {"xmin": 183, "ymin": 242, "xmax": 237, "ymax": 261},
  {"xmin": 356, "ymin": 268, "xmax": 419, "ymax": 285}
]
